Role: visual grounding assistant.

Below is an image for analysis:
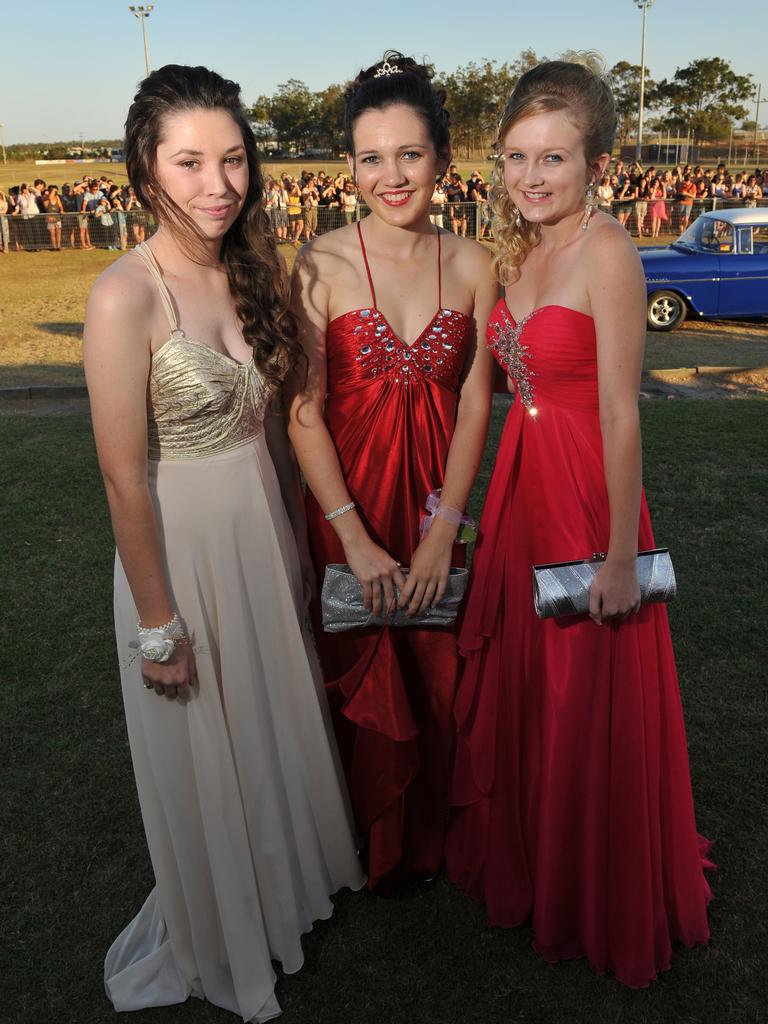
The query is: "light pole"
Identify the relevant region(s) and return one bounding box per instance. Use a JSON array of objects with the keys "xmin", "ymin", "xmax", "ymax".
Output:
[
  {"xmin": 128, "ymin": 5, "xmax": 154, "ymax": 77},
  {"xmin": 634, "ymin": 0, "xmax": 656, "ymax": 161},
  {"xmin": 0, "ymin": 122, "xmax": 6, "ymax": 165},
  {"xmin": 752, "ymin": 84, "xmax": 765, "ymax": 165}
]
